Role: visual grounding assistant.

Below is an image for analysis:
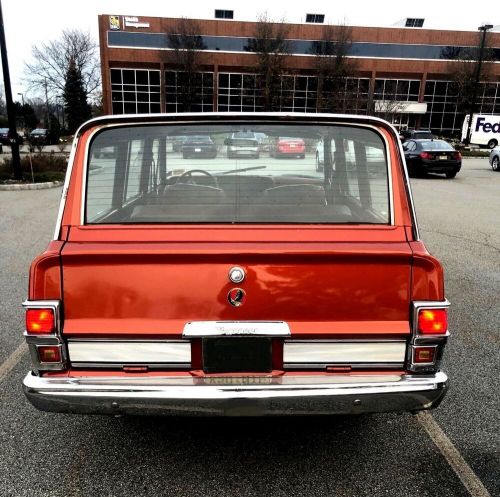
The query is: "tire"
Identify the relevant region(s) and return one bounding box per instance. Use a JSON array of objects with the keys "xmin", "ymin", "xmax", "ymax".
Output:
[
  {"xmin": 492, "ymin": 156, "xmax": 500, "ymax": 171},
  {"xmin": 445, "ymin": 171, "xmax": 457, "ymax": 179},
  {"xmin": 182, "ymin": 153, "xmax": 189, "ymax": 159},
  {"xmin": 487, "ymin": 139, "xmax": 498, "ymax": 149},
  {"xmin": 299, "ymin": 154, "xmax": 305, "ymax": 159}
]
